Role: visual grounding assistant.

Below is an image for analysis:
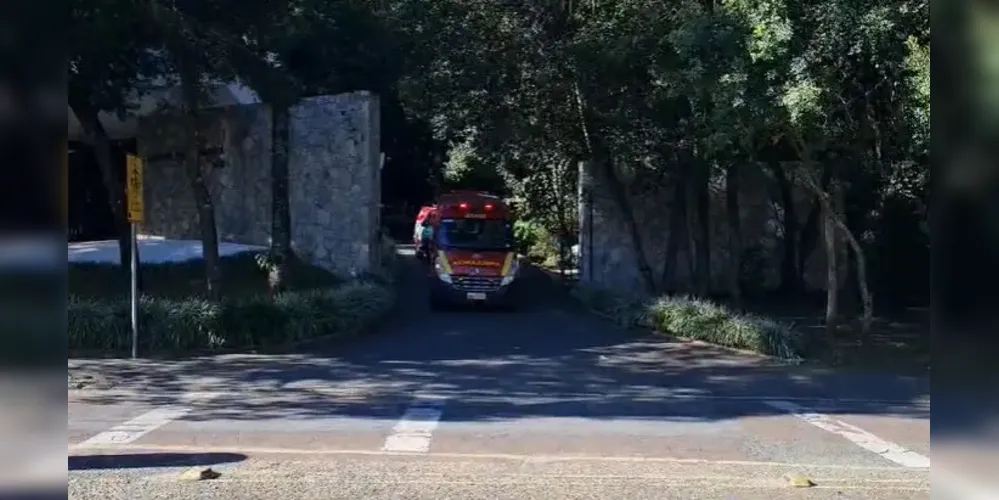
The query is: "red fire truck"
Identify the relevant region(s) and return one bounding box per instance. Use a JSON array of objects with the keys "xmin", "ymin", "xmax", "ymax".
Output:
[{"xmin": 424, "ymin": 191, "xmax": 522, "ymax": 309}]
